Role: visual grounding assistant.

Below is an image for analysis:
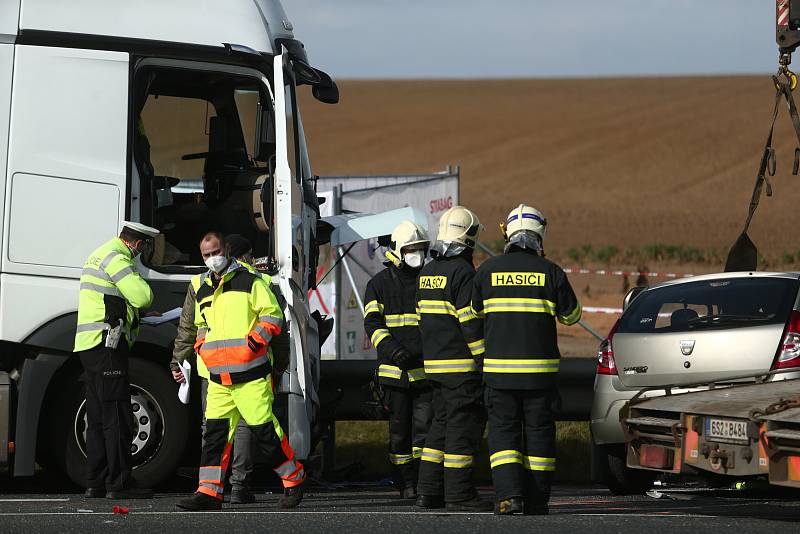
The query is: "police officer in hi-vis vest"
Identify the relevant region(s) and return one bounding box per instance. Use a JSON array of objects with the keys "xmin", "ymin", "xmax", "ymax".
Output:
[
  {"xmin": 415, "ymin": 206, "xmax": 492, "ymax": 512},
  {"xmin": 472, "ymin": 204, "xmax": 581, "ymax": 515},
  {"xmin": 74, "ymin": 222, "xmax": 159, "ymax": 500},
  {"xmin": 364, "ymin": 220, "xmax": 433, "ymax": 499}
]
